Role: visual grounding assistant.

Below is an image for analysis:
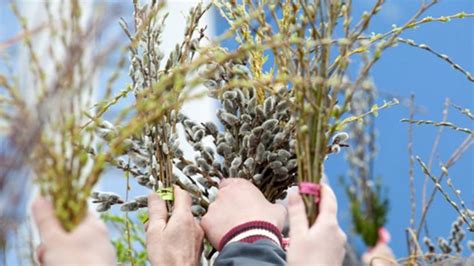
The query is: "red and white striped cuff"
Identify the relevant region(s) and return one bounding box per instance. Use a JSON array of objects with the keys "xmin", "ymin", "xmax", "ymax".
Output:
[{"xmin": 218, "ymin": 221, "xmax": 283, "ymax": 251}]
